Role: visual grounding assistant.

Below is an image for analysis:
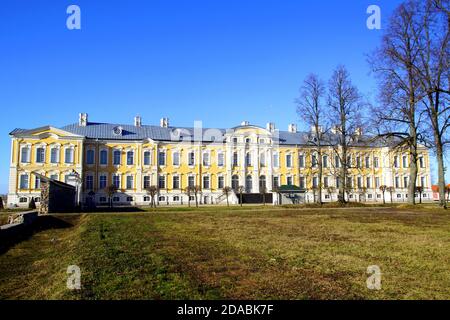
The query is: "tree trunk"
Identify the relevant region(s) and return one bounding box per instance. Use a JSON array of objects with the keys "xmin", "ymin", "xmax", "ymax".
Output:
[
  {"xmin": 408, "ymin": 138, "xmax": 418, "ymax": 205},
  {"xmin": 435, "ymin": 142, "xmax": 447, "ymax": 209}
]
